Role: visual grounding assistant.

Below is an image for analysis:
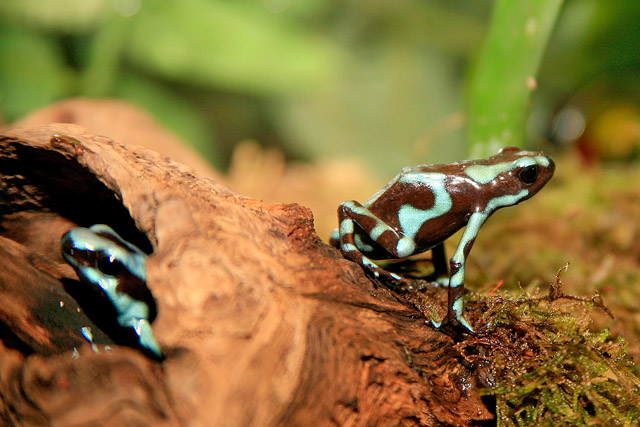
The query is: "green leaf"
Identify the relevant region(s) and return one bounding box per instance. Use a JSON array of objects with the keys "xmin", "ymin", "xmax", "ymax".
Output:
[
  {"xmin": 0, "ymin": 0, "xmax": 112, "ymax": 34},
  {"xmin": 468, "ymin": 0, "xmax": 564, "ymax": 158},
  {"xmin": 125, "ymin": 0, "xmax": 339, "ymax": 95},
  {"xmin": 80, "ymin": 16, "xmax": 131, "ymax": 97},
  {"xmin": 0, "ymin": 27, "xmax": 74, "ymax": 121}
]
